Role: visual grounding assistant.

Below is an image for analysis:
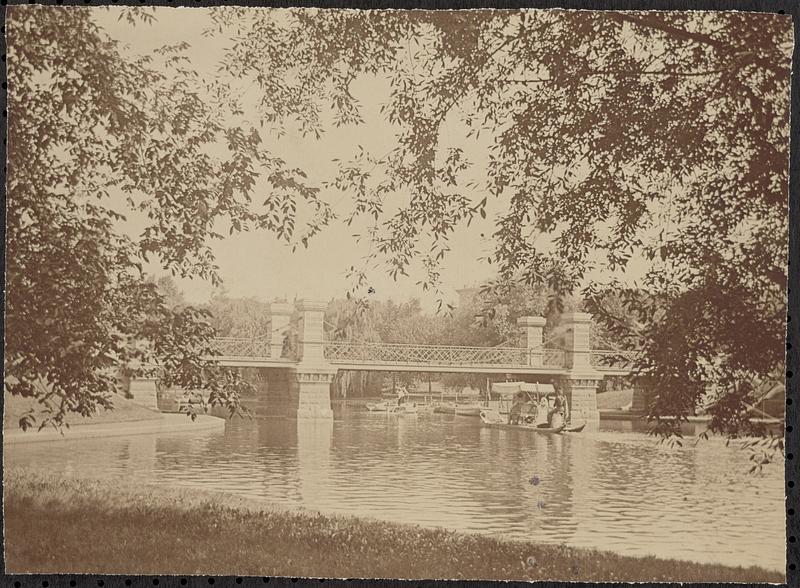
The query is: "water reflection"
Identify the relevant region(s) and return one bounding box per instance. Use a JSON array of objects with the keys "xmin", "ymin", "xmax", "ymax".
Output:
[{"xmin": 4, "ymin": 408, "xmax": 784, "ymax": 571}]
